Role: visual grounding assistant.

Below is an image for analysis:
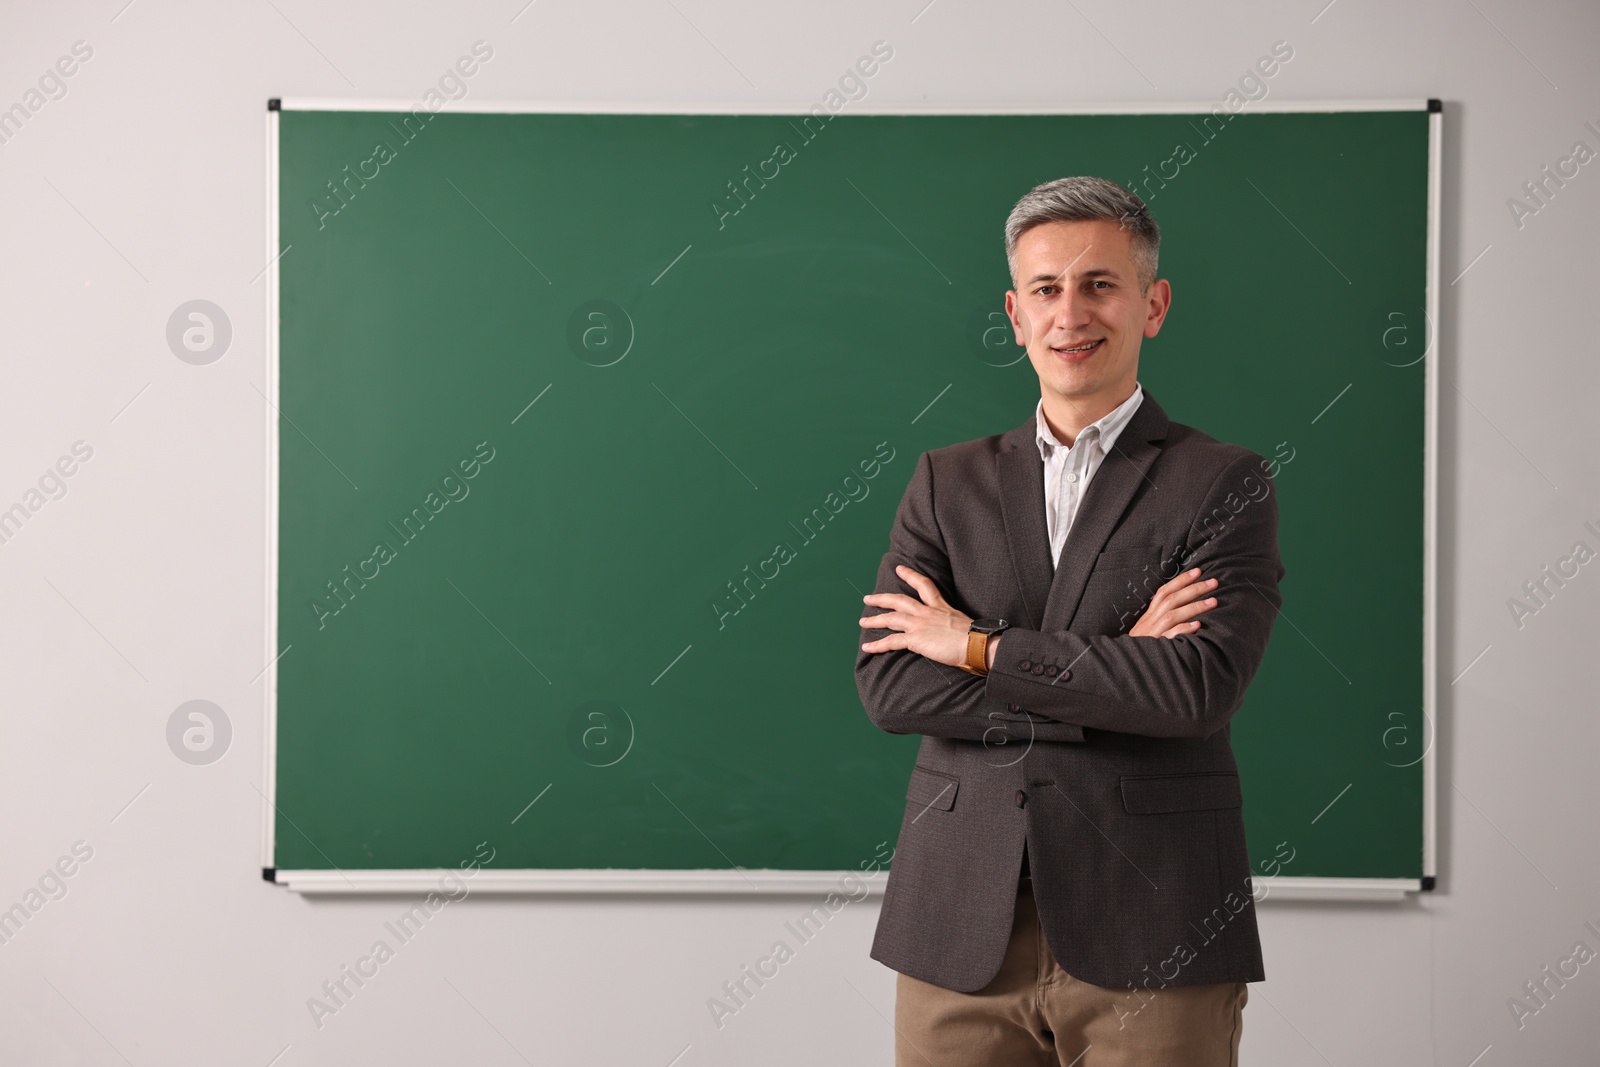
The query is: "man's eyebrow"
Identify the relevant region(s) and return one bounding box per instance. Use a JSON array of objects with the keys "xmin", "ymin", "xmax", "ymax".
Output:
[{"xmin": 1024, "ymin": 267, "xmax": 1123, "ymax": 286}]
